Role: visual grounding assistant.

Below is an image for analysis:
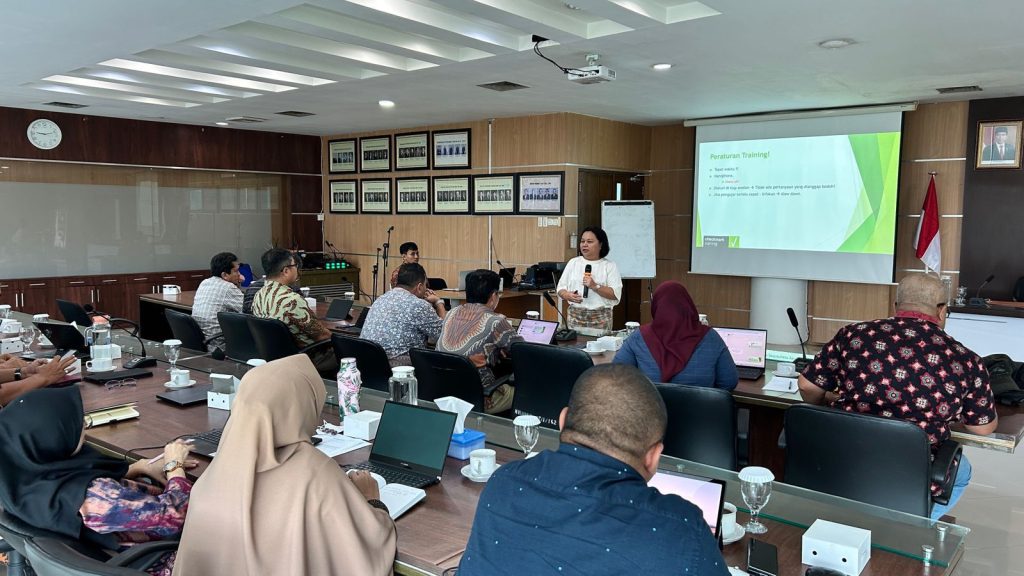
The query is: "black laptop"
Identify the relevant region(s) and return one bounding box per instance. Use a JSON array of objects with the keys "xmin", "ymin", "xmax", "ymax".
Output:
[
  {"xmin": 156, "ymin": 384, "xmax": 212, "ymax": 406},
  {"xmin": 336, "ymin": 306, "xmax": 370, "ymax": 335},
  {"xmin": 325, "ymin": 298, "xmax": 354, "ymax": 322},
  {"xmin": 34, "ymin": 321, "xmax": 90, "ymax": 357},
  {"xmin": 346, "ymin": 401, "xmax": 457, "ymax": 488}
]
